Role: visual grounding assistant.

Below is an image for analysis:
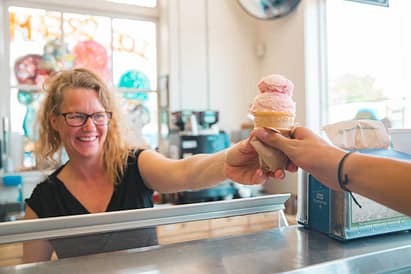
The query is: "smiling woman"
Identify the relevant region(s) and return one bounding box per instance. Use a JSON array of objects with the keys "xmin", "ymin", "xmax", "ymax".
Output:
[
  {"xmin": 21, "ymin": 68, "xmax": 272, "ymax": 263},
  {"xmin": 23, "ymin": 68, "xmax": 145, "ymax": 262},
  {"xmin": 36, "ymin": 68, "xmax": 128, "ymax": 182}
]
